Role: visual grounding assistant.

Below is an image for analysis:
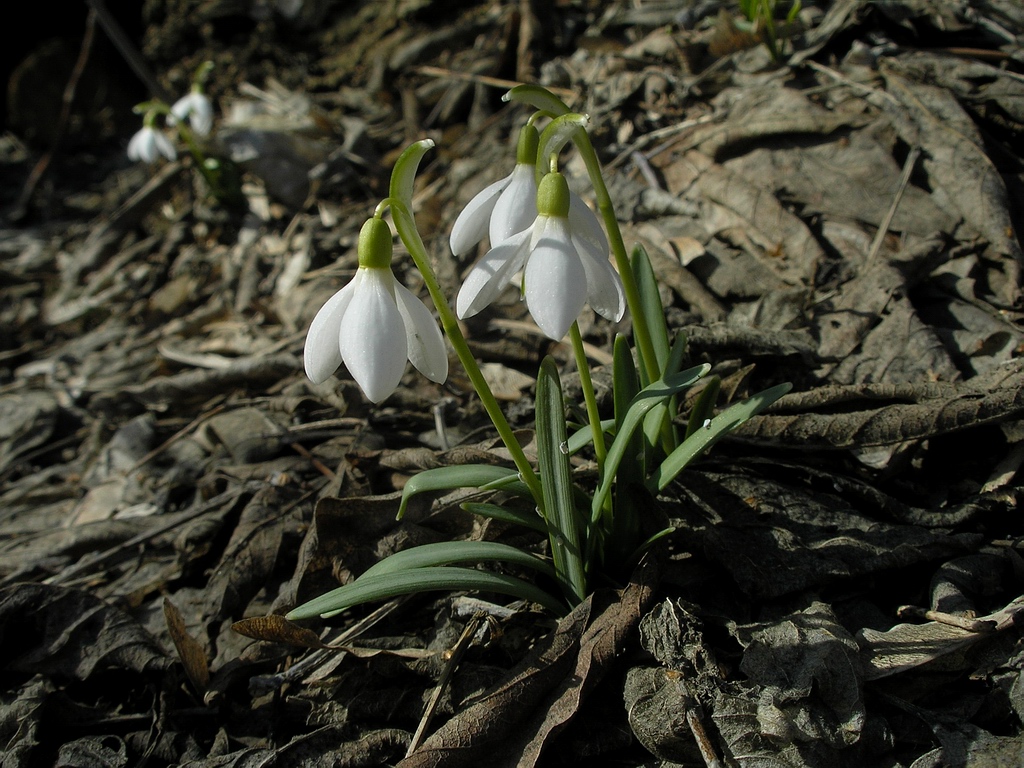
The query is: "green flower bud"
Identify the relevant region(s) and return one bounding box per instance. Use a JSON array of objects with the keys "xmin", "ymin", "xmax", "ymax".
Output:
[
  {"xmin": 536, "ymin": 172, "xmax": 570, "ymax": 218},
  {"xmin": 357, "ymin": 217, "xmax": 393, "ymax": 269}
]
